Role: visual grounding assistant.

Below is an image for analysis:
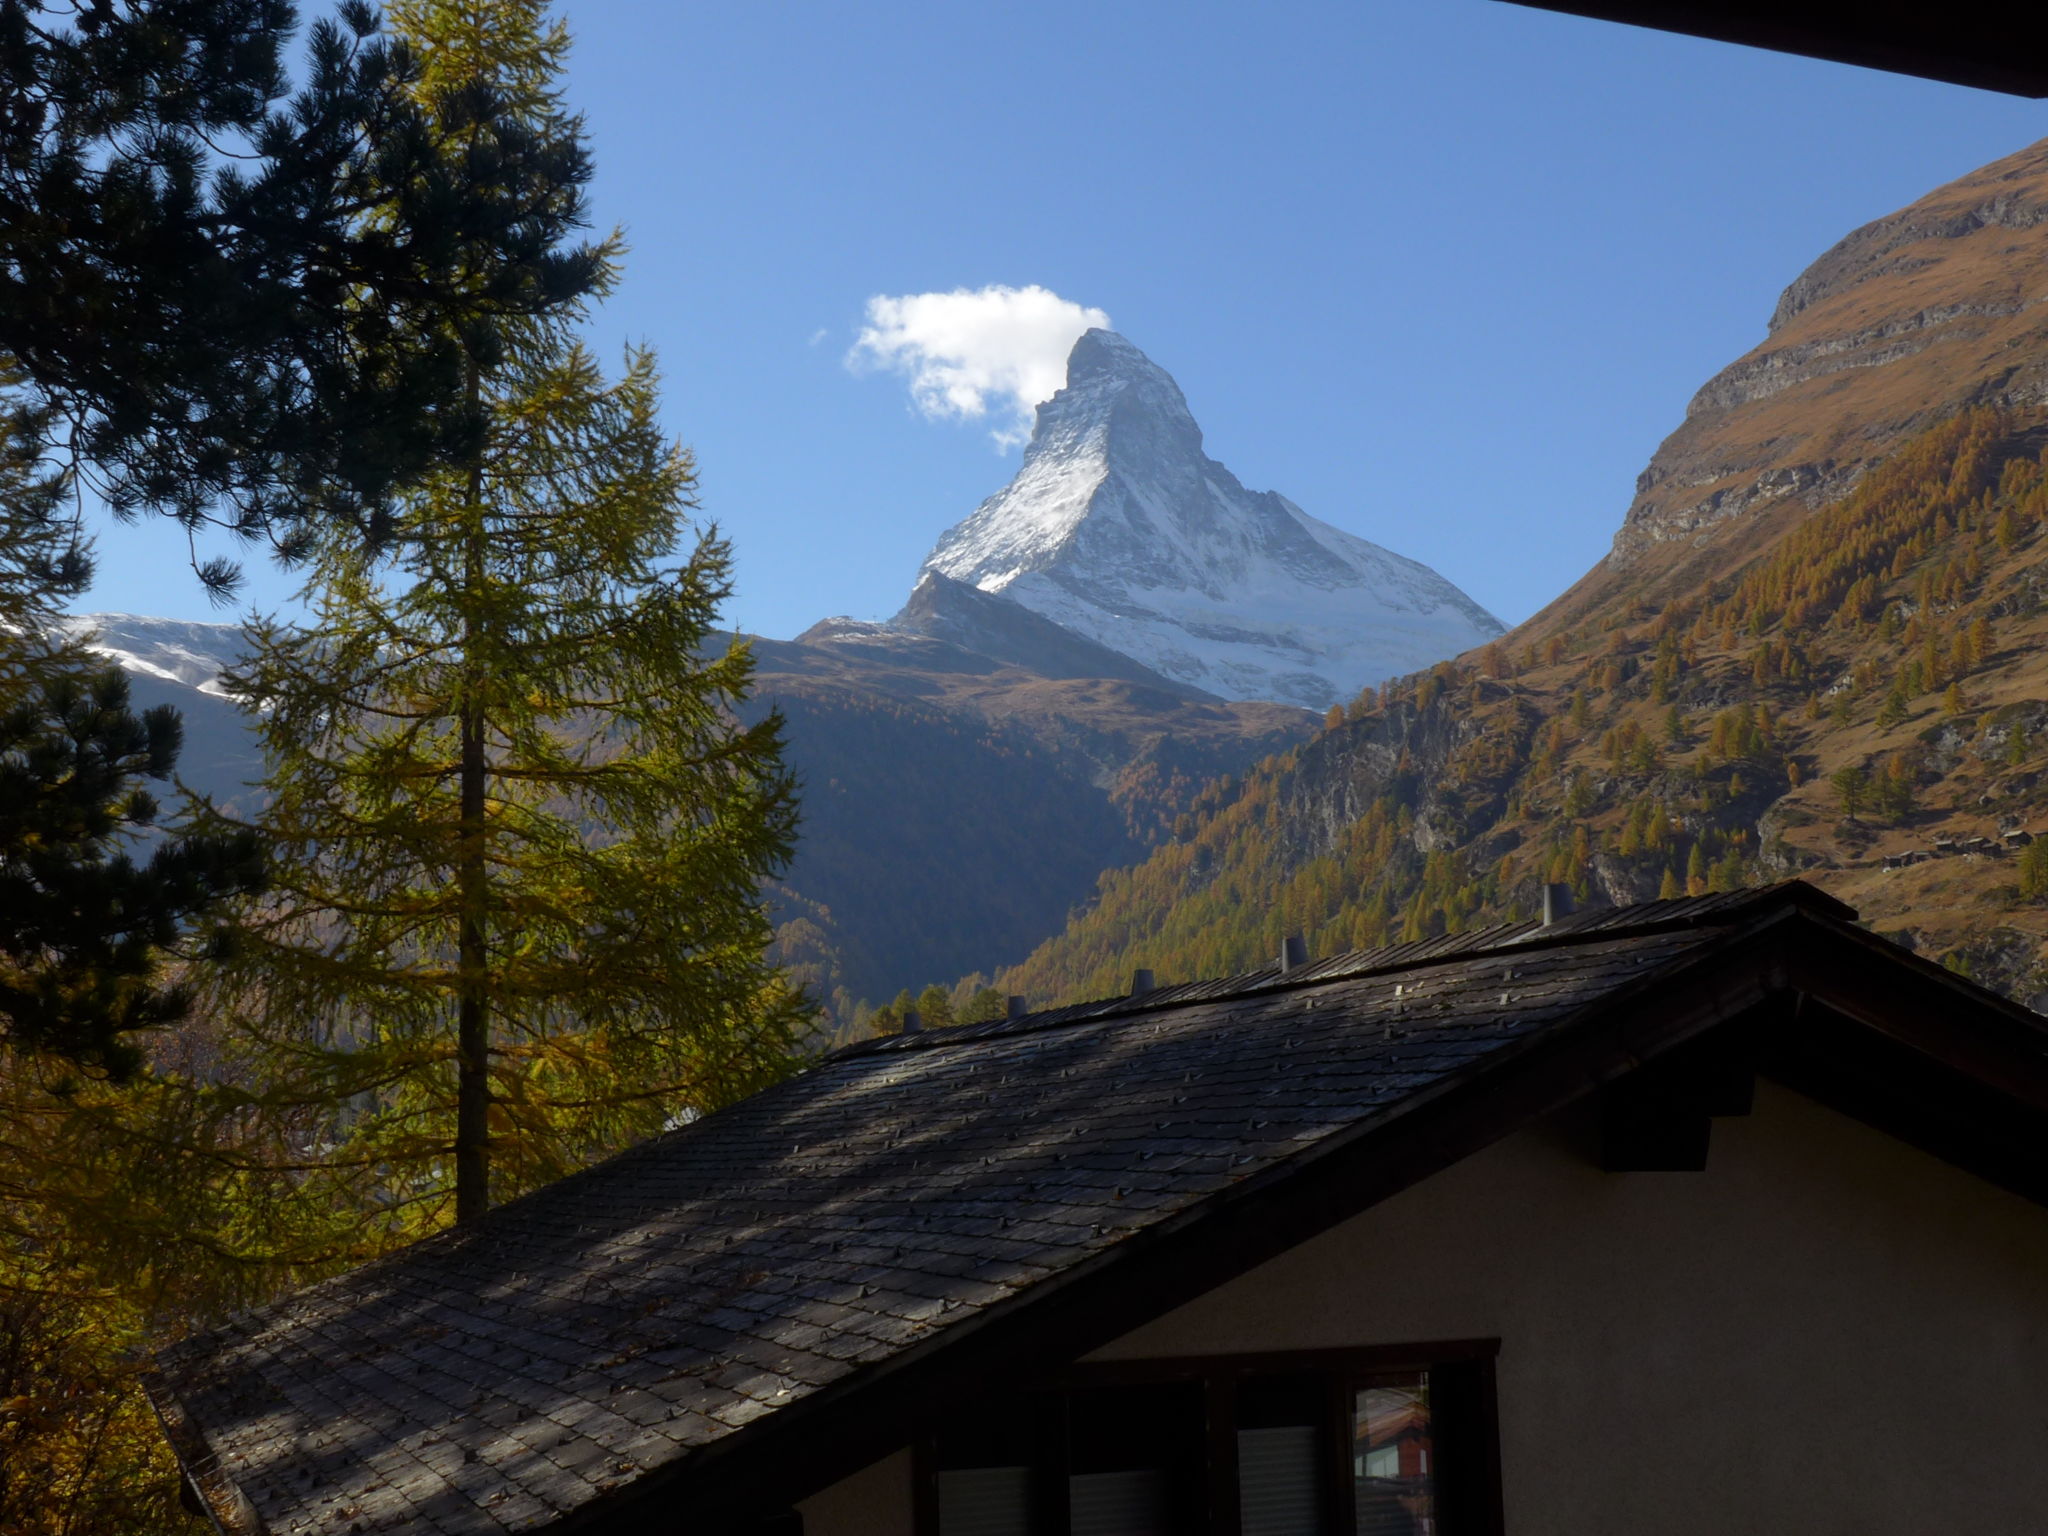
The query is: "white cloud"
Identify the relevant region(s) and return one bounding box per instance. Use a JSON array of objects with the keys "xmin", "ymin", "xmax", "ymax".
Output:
[{"xmin": 847, "ymin": 284, "xmax": 1111, "ymax": 449}]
